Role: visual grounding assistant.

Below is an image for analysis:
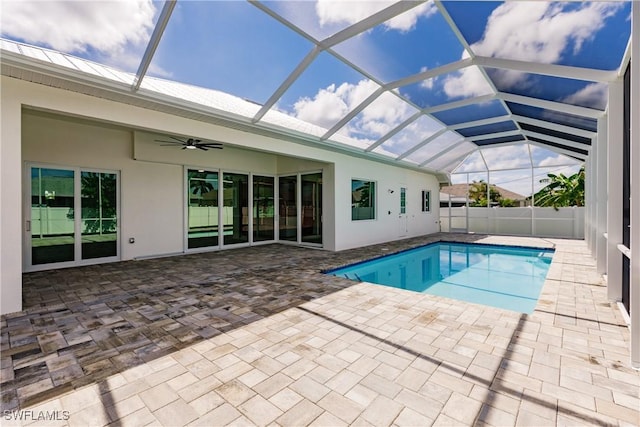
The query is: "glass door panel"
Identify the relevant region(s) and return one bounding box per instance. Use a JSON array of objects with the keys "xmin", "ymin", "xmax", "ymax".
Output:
[
  {"xmin": 223, "ymin": 173, "xmax": 249, "ymax": 245},
  {"xmin": 253, "ymin": 176, "xmax": 275, "ymax": 242},
  {"xmin": 279, "ymin": 175, "xmax": 297, "ymax": 241},
  {"xmin": 31, "ymin": 167, "xmax": 75, "ymax": 265},
  {"xmin": 301, "ymin": 173, "xmax": 322, "ymax": 244},
  {"xmin": 81, "ymin": 171, "xmax": 118, "ymax": 259},
  {"xmin": 188, "ymin": 170, "xmax": 219, "ymax": 249}
]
